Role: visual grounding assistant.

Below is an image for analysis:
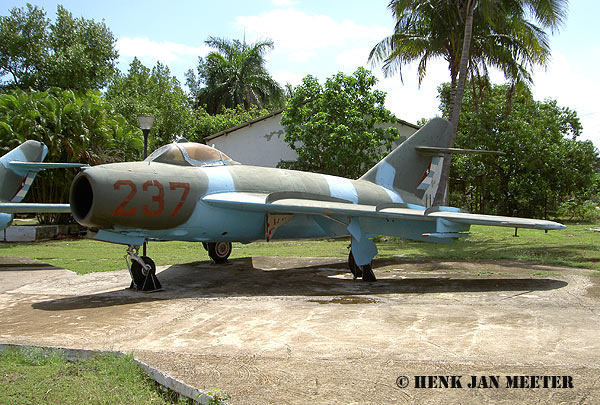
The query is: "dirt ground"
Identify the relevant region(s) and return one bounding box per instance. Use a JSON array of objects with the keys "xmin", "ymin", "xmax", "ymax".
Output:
[{"xmin": 1, "ymin": 254, "xmax": 599, "ymax": 404}]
